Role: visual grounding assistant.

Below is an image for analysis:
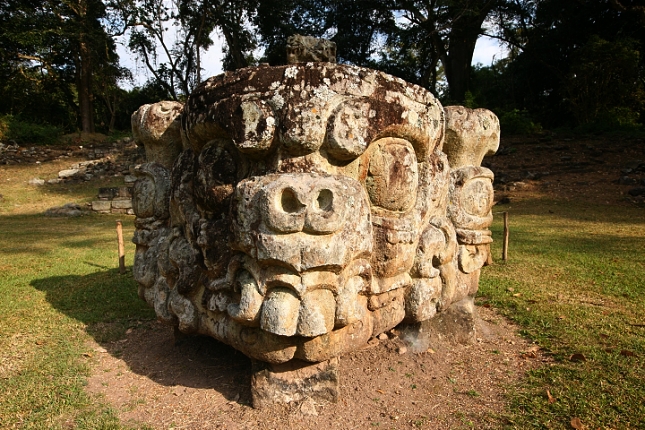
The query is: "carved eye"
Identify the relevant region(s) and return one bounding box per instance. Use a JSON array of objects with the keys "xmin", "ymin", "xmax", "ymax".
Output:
[
  {"xmin": 231, "ymin": 100, "xmax": 275, "ymax": 154},
  {"xmin": 195, "ymin": 142, "xmax": 238, "ymax": 212},
  {"xmin": 365, "ymin": 138, "xmax": 418, "ymax": 212},
  {"xmin": 460, "ymin": 177, "xmax": 494, "ymax": 217},
  {"xmin": 326, "ymin": 99, "xmax": 373, "ymax": 160}
]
